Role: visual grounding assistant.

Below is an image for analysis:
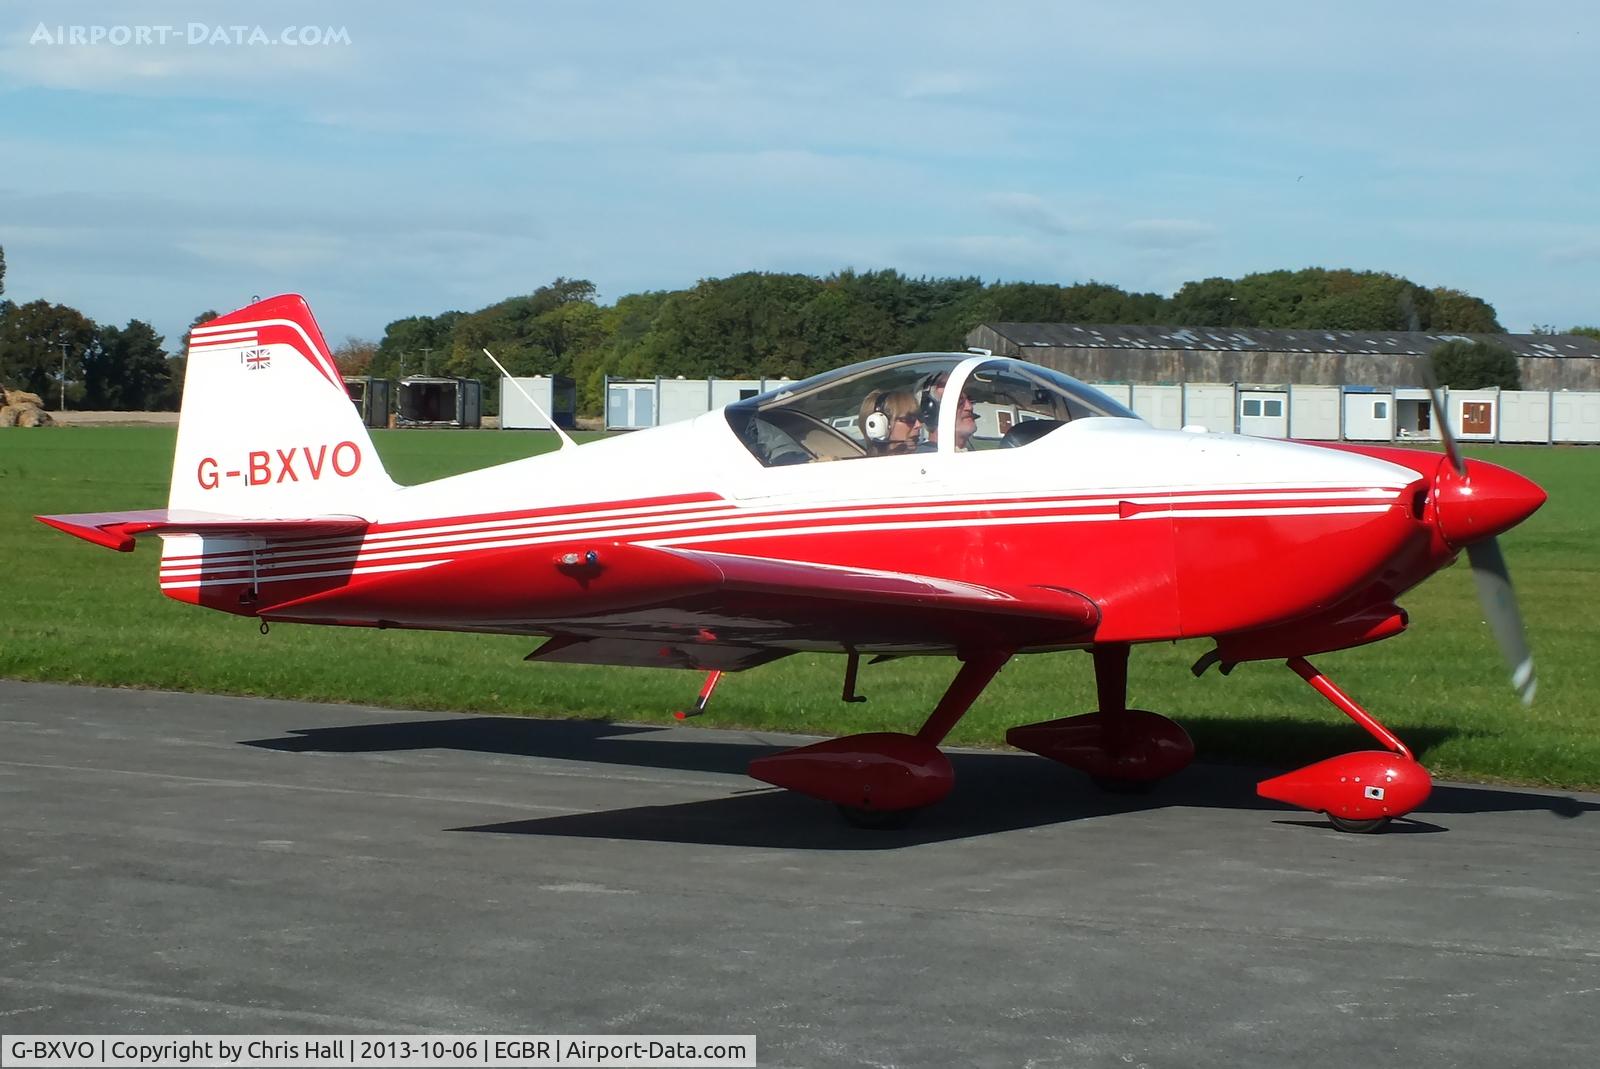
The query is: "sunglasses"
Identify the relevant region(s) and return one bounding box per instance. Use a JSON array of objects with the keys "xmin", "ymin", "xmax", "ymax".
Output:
[{"xmin": 895, "ymin": 414, "xmax": 922, "ymax": 425}]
